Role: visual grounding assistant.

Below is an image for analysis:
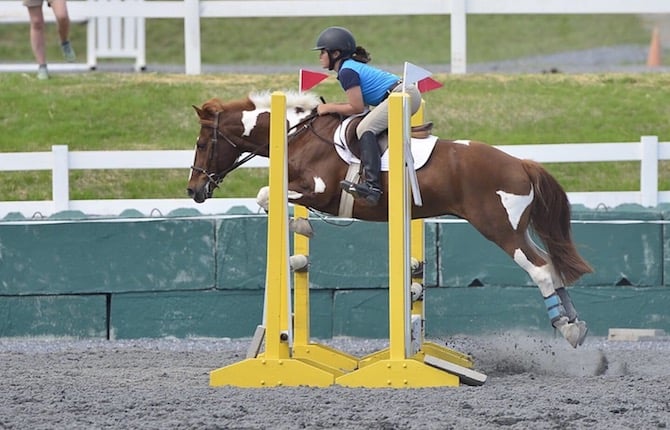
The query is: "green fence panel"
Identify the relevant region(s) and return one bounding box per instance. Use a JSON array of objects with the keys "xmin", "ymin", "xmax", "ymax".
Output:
[
  {"xmin": 111, "ymin": 289, "xmax": 334, "ymax": 340},
  {"xmin": 424, "ymin": 221, "xmax": 439, "ymax": 287},
  {"xmin": 332, "ymin": 289, "xmax": 389, "ymax": 338},
  {"xmin": 419, "ymin": 286, "xmax": 670, "ymax": 338},
  {"xmin": 568, "ymin": 286, "xmax": 670, "ymax": 335},
  {"xmin": 423, "ymin": 286, "xmax": 548, "ymax": 336},
  {"xmin": 110, "ymin": 290, "xmax": 264, "ymax": 339},
  {"xmin": 0, "ymin": 294, "xmax": 107, "ymax": 338},
  {"xmin": 0, "ymin": 219, "xmax": 216, "ymax": 295},
  {"xmin": 572, "ymin": 206, "xmax": 663, "ymax": 286},
  {"xmin": 308, "ymin": 219, "xmax": 389, "ymax": 289},
  {"xmin": 436, "ymin": 205, "xmax": 664, "ymax": 288},
  {"xmin": 216, "ymin": 216, "xmax": 267, "ymax": 290},
  {"xmin": 436, "ymin": 219, "xmax": 532, "ymax": 287},
  {"xmin": 659, "ymin": 205, "xmax": 670, "ymax": 286},
  {"xmin": 216, "ymin": 215, "xmax": 437, "ymax": 291}
]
